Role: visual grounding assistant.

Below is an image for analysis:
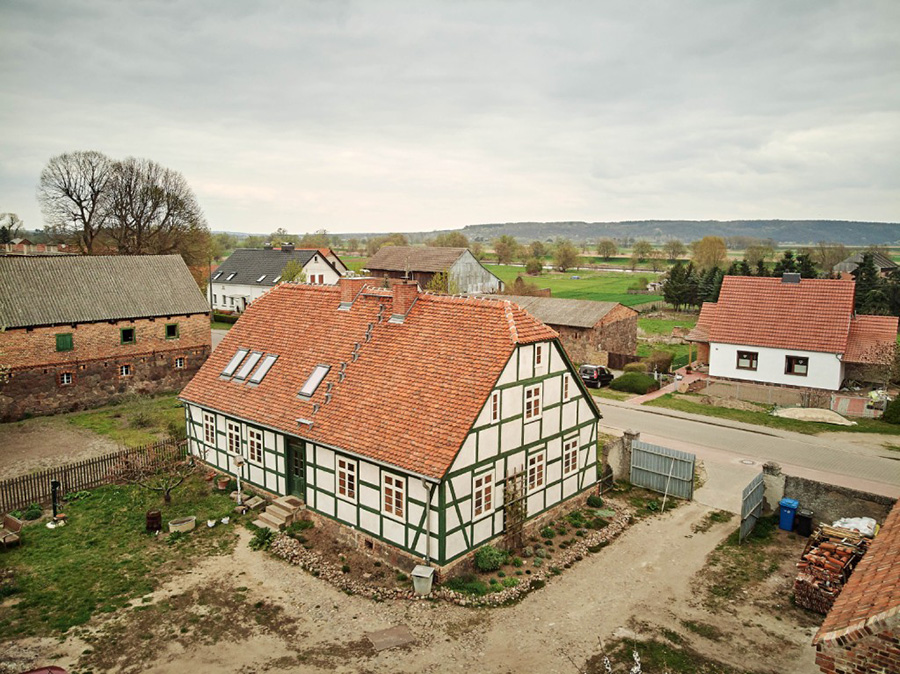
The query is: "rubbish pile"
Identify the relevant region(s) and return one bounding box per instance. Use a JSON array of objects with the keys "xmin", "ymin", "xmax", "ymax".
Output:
[{"xmin": 794, "ymin": 525, "xmax": 871, "ymax": 614}]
